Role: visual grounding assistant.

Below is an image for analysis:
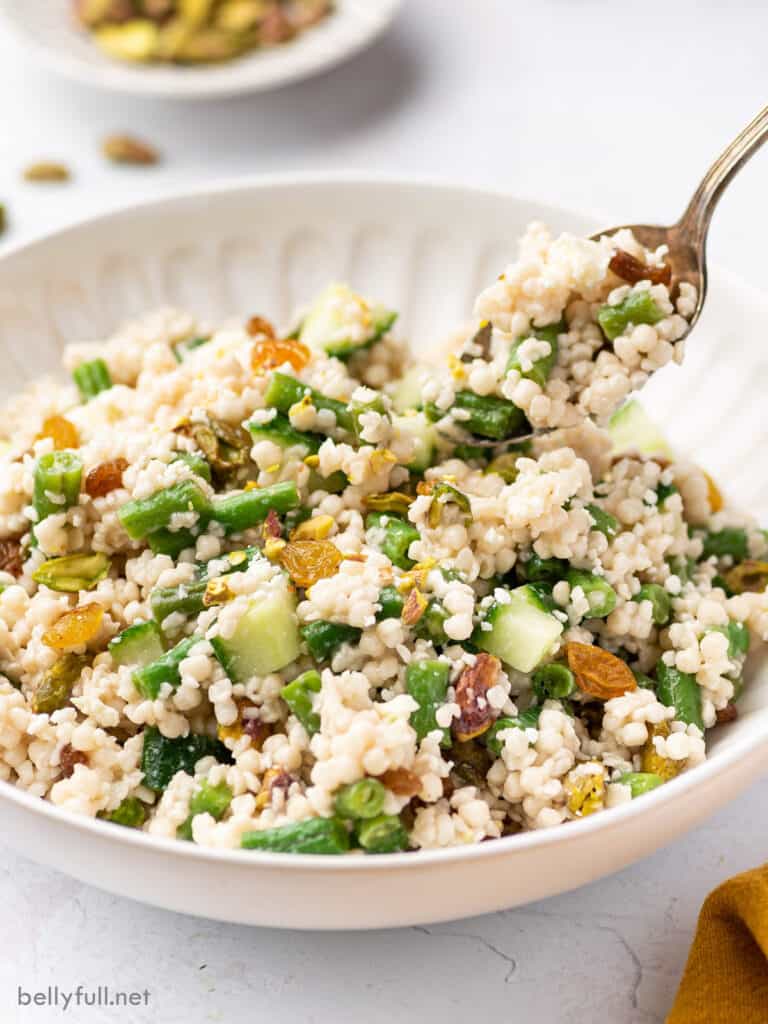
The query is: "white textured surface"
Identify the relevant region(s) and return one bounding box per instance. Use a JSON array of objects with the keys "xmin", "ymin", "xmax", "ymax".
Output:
[{"xmin": 1, "ymin": 0, "xmax": 768, "ymax": 1019}]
